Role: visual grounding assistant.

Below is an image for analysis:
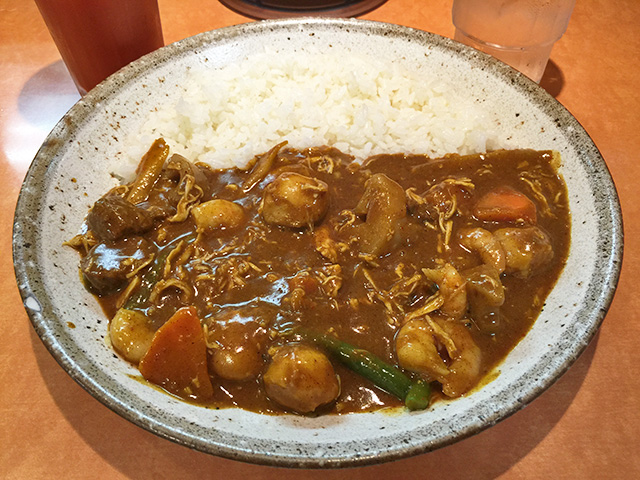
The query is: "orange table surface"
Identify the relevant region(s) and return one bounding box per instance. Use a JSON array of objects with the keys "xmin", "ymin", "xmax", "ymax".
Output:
[{"xmin": 1, "ymin": 1, "xmax": 639, "ymax": 478}]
